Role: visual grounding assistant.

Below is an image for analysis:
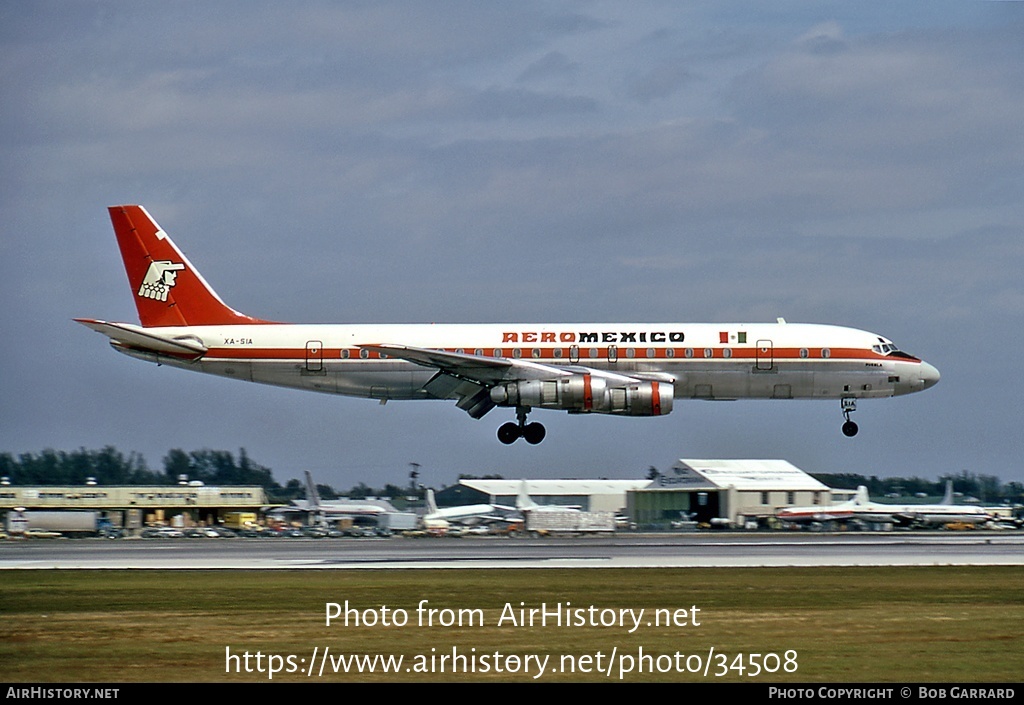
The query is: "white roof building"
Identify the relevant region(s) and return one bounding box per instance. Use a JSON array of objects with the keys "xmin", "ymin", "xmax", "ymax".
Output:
[
  {"xmin": 631, "ymin": 459, "xmax": 832, "ymax": 526},
  {"xmin": 456, "ymin": 479, "xmax": 652, "ymax": 513},
  {"xmin": 663, "ymin": 459, "xmax": 830, "ymax": 492}
]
